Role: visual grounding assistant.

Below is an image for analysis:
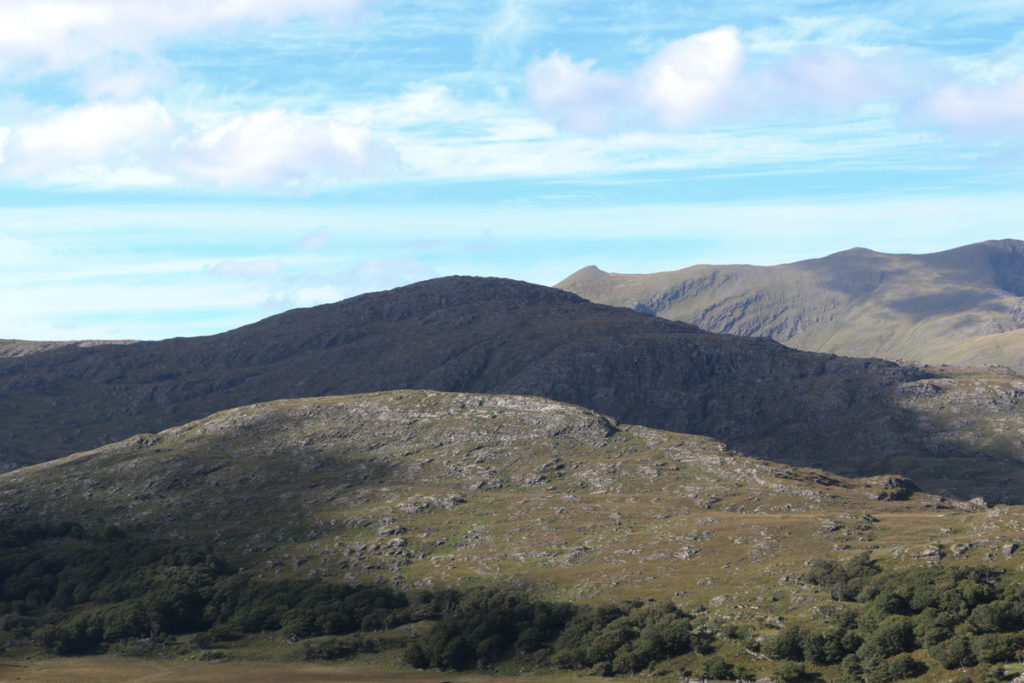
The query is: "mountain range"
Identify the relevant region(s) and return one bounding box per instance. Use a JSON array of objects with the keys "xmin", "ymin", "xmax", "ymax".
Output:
[
  {"xmin": 557, "ymin": 239, "xmax": 1024, "ymax": 373},
  {"xmin": 3, "ymin": 274, "xmax": 1024, "ymax": 502},
  {"xmin": 7, "ymin": 250, "xmax": 1024, "ymax": 679}
]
